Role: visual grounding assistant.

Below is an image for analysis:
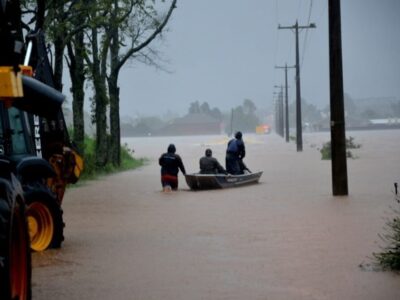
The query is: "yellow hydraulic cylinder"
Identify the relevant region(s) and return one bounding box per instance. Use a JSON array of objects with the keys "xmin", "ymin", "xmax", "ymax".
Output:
[{"xmin": 0, "ymin": 66, "xmax": 23, "ymax": 97}]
